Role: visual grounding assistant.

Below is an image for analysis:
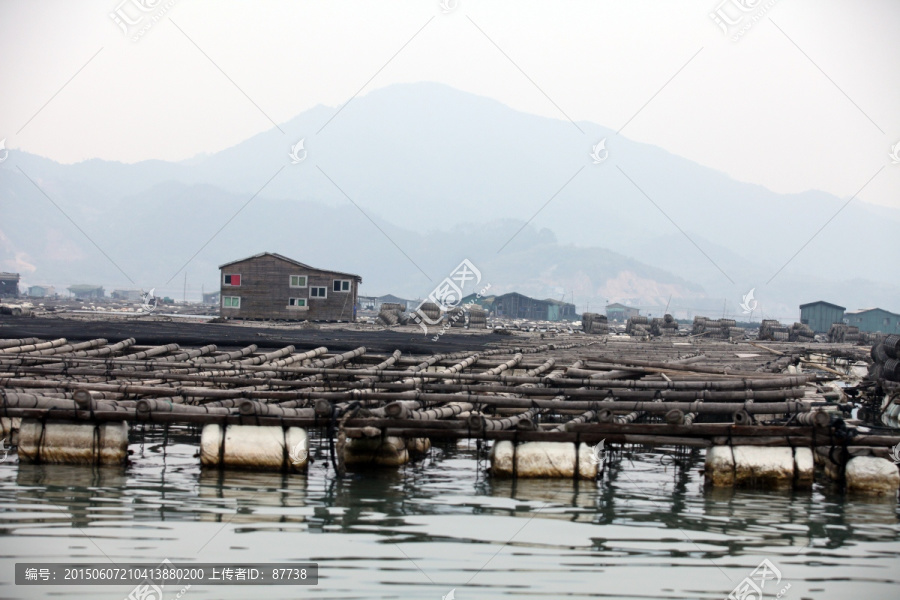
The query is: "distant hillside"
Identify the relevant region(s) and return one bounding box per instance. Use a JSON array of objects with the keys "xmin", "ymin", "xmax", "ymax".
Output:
[{"xmin": 2, "ymin": 82, "xmax": 897, "ymax": 318}]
